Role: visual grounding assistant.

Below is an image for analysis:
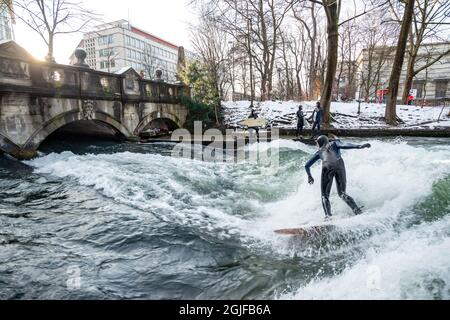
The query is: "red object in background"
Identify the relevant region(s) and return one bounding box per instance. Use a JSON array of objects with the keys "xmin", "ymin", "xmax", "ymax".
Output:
[
  {"xmin": 408, "ymin": 95, "xmax": 414, "ymax": 101},
  {"xmin": 376, "ymin": 89, "xmax": 389, "ymax": 103},
  {"xmin": 376, "ymin": 89, "xmax": 389, "ymax": 97}
]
